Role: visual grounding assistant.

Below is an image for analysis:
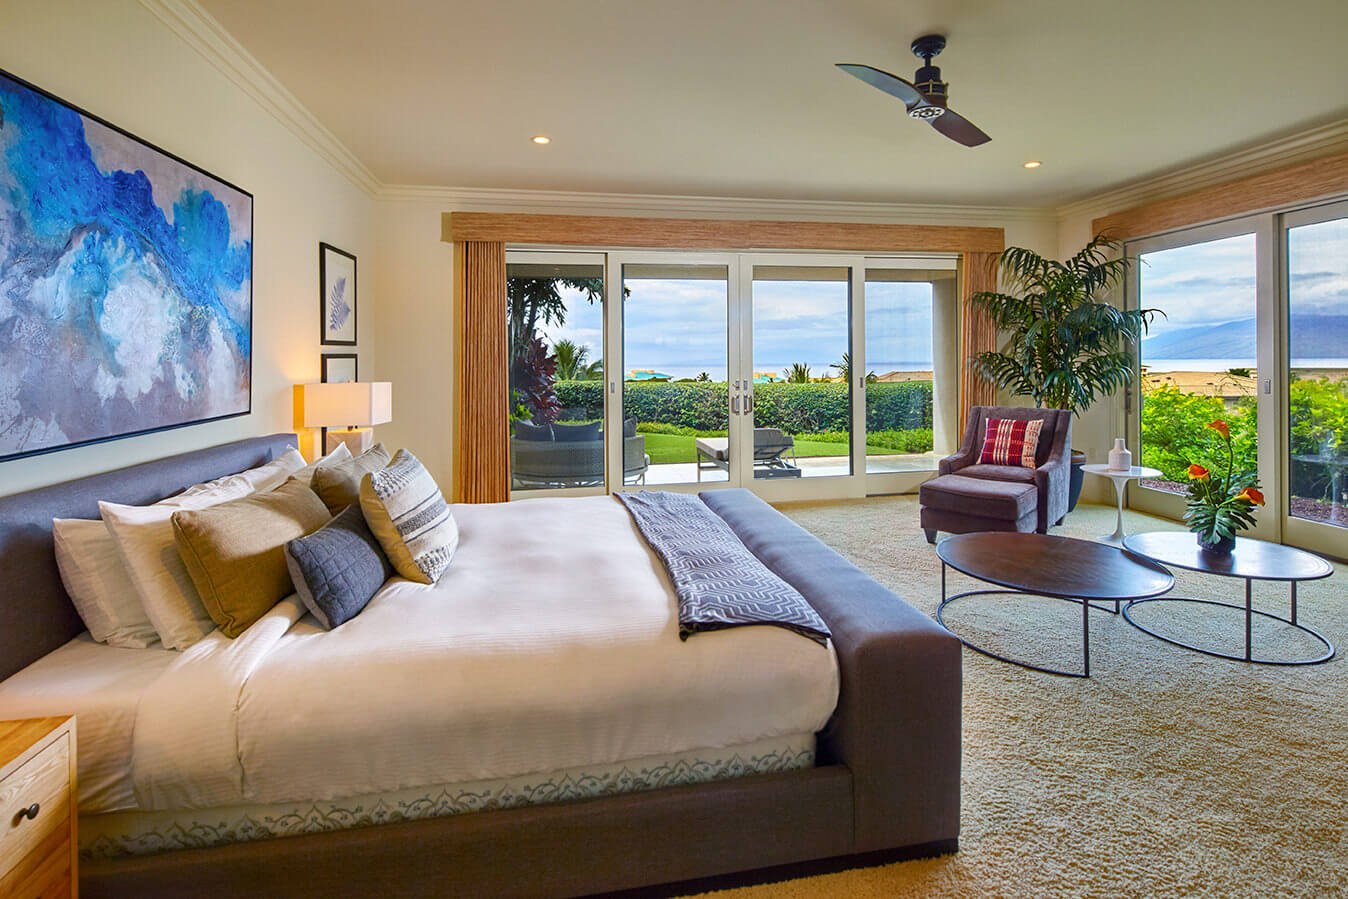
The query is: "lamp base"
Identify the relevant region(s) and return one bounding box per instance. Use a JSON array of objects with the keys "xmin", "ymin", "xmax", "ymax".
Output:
[{"xmin": 325, "ymin": 427, "xmax": 374, "ymax": 456}]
